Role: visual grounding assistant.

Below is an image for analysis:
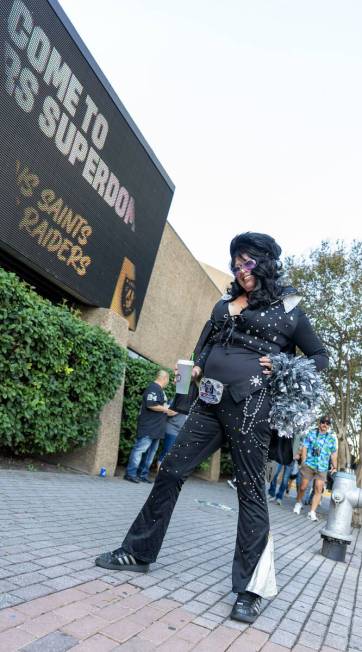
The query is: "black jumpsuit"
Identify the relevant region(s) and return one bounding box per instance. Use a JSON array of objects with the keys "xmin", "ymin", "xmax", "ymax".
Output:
[{"xmin": 122, "ymin": 290, "xmax": 328, "ymax": 597}]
